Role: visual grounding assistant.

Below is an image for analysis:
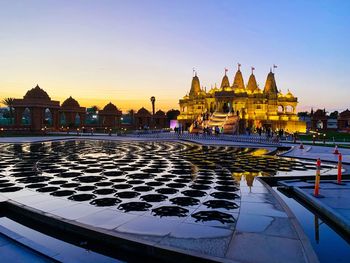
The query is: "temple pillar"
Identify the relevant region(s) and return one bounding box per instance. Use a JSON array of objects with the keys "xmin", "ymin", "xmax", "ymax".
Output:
[
  {"xmin": 80, "ymin": 113, "xmax": 86, "ymax": 126},
  {"xmin": 31, "ymin": 107, "xmax": 44, "ymax": 131},
  {"xmin": 52, "ymin": 109, "xmax": 59, "ymax": 129},
  {"xmin": 14, "ymin": 107, "xmax": 24, "ymax": 126}
]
